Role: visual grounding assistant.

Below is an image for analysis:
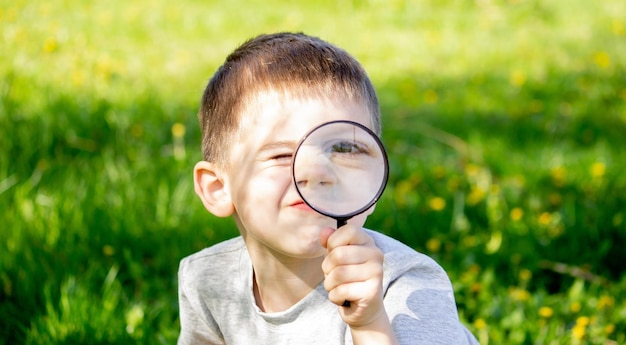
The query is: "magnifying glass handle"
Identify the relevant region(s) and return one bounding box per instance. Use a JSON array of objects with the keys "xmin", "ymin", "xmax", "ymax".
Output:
[{"xmin": 335, "ymin": 218, "xmax": 349, "ymax": 306}]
